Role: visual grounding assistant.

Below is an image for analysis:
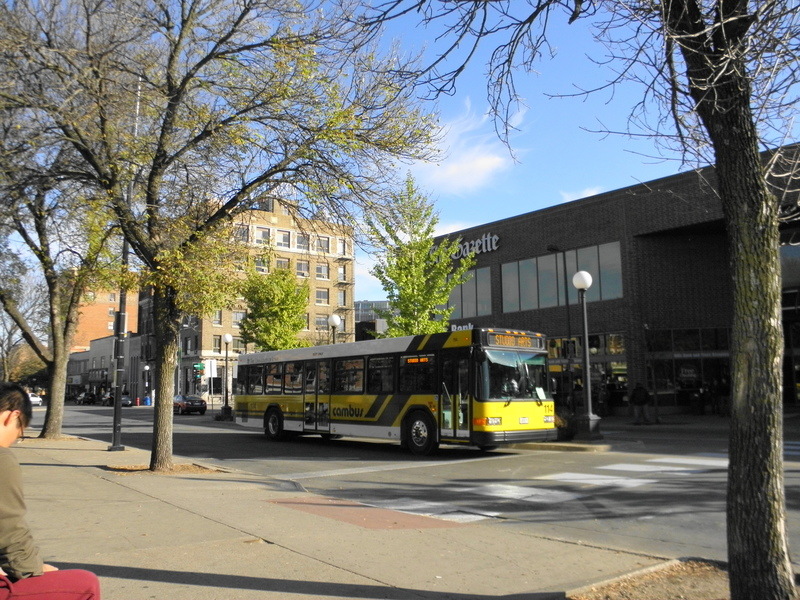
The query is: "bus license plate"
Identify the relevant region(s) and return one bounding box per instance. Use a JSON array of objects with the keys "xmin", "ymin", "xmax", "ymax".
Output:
[{"xmin": 519, "ymin": 417, "xmax": 529, "ymax": 424}]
